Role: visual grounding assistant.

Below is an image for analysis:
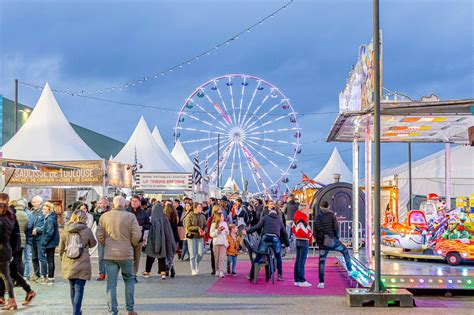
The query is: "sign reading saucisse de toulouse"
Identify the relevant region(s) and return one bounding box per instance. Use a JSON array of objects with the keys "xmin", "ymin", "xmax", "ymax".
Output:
[{"xmin": 135, "ymin": 173, "xmax": 193, "ymax": 191}]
